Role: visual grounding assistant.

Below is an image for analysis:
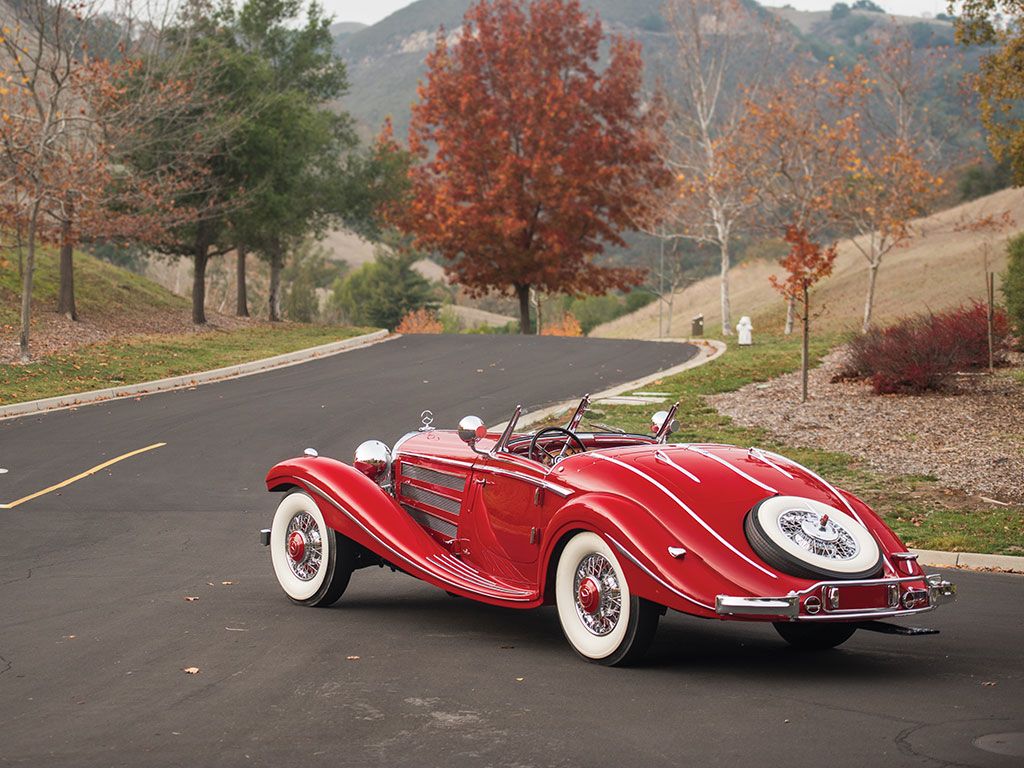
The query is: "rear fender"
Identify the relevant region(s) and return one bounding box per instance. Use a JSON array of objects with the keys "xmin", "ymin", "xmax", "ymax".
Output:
[{"xmin": 540, "ymin": 493, "xmax": 726, "ymax": 618}]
